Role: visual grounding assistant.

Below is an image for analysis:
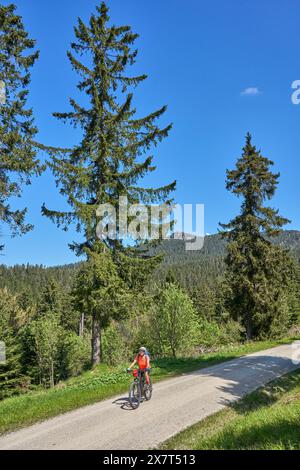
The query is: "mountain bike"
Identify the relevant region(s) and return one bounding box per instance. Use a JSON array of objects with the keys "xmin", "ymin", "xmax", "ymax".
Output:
[{"xmin": 127, "ymin": 368, "xmax": 152, "ymax": 409}]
